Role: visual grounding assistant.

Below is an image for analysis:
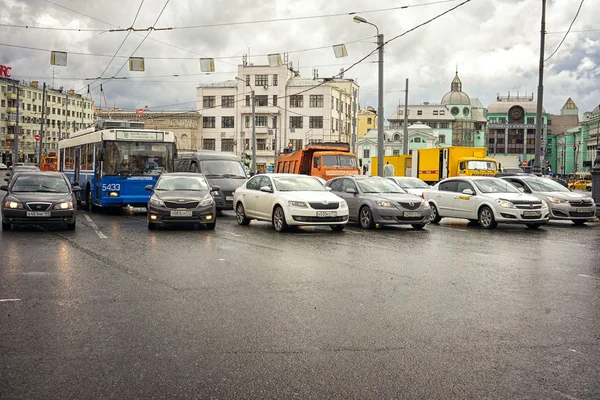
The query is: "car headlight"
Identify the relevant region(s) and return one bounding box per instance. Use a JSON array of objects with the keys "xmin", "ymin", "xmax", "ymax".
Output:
[
  {"xmin": 199, "ymin": 195, "xmax": 214, "ymax": 206},
  {"xmin": 546, "ymin": 196, "xmax": 567, "ymax": 204},
  {"xmin": 4, "ymin": 201, "xmax": 23, "ymax": 209},
  {"xmin": 149, "ymin": 197, "xmax": 164, "ymax": 207},
  {"xmin": 54, "ymin": 202, "xmax": 73, "ymax": 210},
  {"xmin": 288, "ymin": 201, "xmax": 308, "ymax": 208},
  {"xmin": 340, "ymin": 200, "xmax": 348, "ymax": 208},
  {"xmin": 496, "ymin": 199, "xmax": 515, "ymax": 208},
  {"xmin": 541, "ymin": 200, "xmax": 548, "ymax": 209},
  {"xmin": 376, "ymin": 200, "xmax": 395, "ymax": 208}
]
